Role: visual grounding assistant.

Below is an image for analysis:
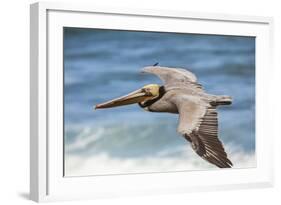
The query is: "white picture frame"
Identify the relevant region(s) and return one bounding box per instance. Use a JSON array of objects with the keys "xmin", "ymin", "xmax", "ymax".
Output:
[{"xmin": 30, "ymin": 2, "xmax": 274, "ymax": 202}]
